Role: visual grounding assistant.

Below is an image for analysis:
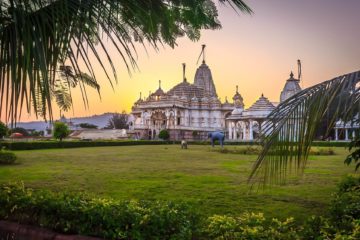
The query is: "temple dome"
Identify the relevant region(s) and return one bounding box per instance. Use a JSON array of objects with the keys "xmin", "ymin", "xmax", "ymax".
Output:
[
  {"xmin": 280, "ymin": 72, "xmax": 301, "ymax": 102},
  {"xmin": 243, "ymin": 94, "xmax": 275, "ymax": 116},
  {"xmin": 167, "ymin": 82, "xmax": 205, "ymax": 98},
  {"xmin": 193, "ymin": 63, "xmax": 217, "ymax": 97},
  {"xmin": 153, "ymin": 87, "xmax": 165, "ymax": 96},
  {"xmin": 152, "ymin": 80, "xmax": 165, "ymax": 97}
]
